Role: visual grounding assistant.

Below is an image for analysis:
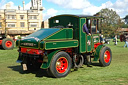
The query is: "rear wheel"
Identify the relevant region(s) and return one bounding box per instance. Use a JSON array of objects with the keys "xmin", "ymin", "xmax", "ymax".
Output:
[
  {"xmin": 2, "ymin": 38, "xmax": 14, "ymax": 50},
  {"xmin": 99, "ymin": 46, "xmax": 112, "ymax": 67},
  {"xmin": 47, "ymin": 51, "xmax": 72, "ymax": 78}
]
